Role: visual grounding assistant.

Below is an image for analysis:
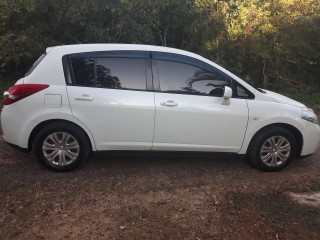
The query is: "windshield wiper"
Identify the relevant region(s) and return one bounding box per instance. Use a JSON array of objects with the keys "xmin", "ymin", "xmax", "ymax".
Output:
[{"xmin": 257, "ymin": 88, "xmax": 266, "ymax": 93}]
